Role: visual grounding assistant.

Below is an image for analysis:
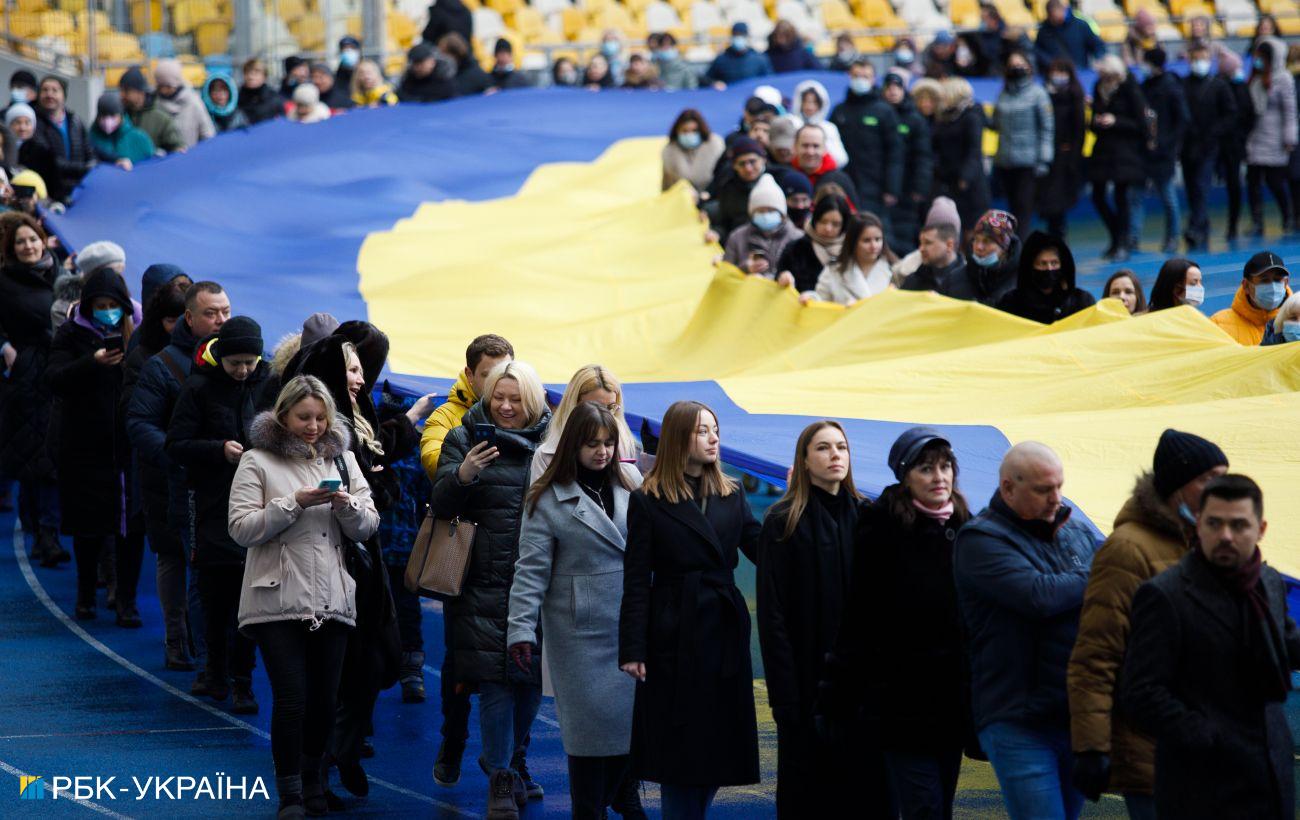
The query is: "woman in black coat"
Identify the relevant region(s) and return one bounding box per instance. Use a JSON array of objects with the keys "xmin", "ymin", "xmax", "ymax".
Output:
[
  {"xmin": 1039, "ymin": 59, "xmax": 1087, "ymax": 239},
  {"xmin": 430, "ymin": 360, "xmax": 551, "ymax": 807},
  {"xmin": 165, "ymin": 316, "xmax": 269, "ymax": 712},
  {"xmin": 825, "ymin": 427, "xmax": 973, "ymax": 819},
  {"xmin": 1089, "ymin": 58, "xmax": 1149, "ymax": 261},
  {"xmin": 758, "ymin": 420, "xmax": 888, "ymax": 819},
  {"xmin": 776, "ymin": 194, "xmax": 851, "ymax": 295},
  {"xmin": 931, "ymin": 79, "xmax": 991, "ymax": 236},
  {"xmin": 0, "ymin": 214, "xmax": 65, "ymax": 566},
  {"xmin": 45, "ymin": 268, "xmax": 137, "ymax": 620},
  {"xmin": 619, "ymin": 400, "xmax": 761, "ymax": 819}
]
